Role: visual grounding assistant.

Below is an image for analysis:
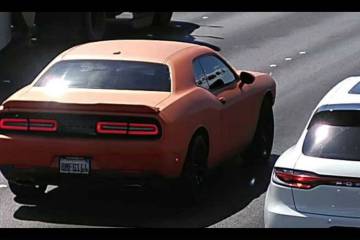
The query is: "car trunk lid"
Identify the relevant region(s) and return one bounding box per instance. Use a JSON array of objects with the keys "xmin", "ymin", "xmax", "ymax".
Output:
[
  {"xmin": 3, "ymin": 87, "xmax": 170, "ymax": 114},
  {"xmin": 292, "ymin": 154, "xmax": 360, "ymax": 218}
]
